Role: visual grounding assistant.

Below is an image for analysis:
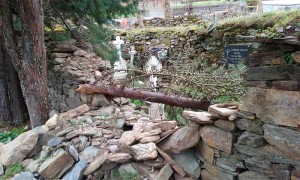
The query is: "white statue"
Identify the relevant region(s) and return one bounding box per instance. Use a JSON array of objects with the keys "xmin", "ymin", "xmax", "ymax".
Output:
[
  {"xmin": 128, "ymin": 46, "xmax": 137, "ymax": 67},
  {"xmin": 145, "ymin": 48, "xmax": 168, "ymax": 120},
  {"xmin": 113, "ymin": 36, "xmax": 127, "ymax": 84},
  {"xmin": 113, "ymin": 36, "xmax": 124, "ymax": 61},
  {"xmin": 145, "ymin": 55, "xmax": 162, "ymax": 91}
]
